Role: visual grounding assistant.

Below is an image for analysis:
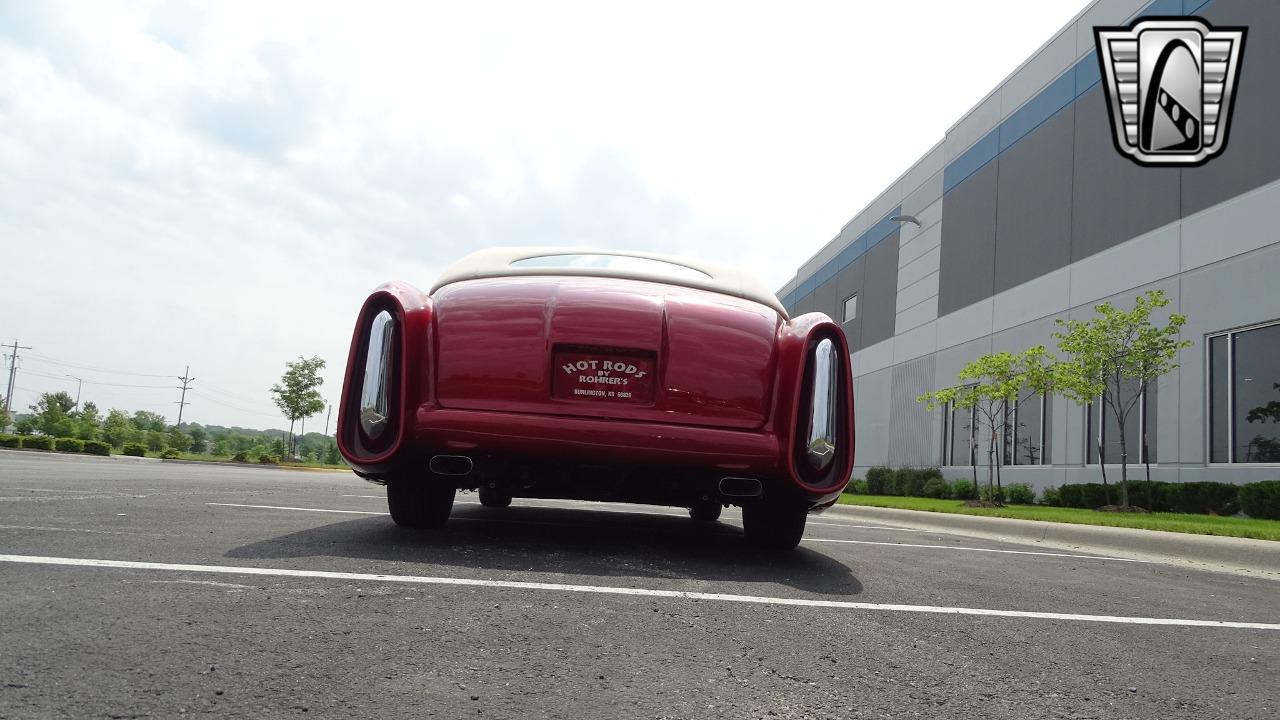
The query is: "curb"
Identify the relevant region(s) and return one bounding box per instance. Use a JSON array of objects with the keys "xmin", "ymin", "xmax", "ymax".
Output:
[
  {"xmin": 0, "ymin": 447, "xmax": 348, "ymax": 473},
  {"xmin": 824, "ymin": 503, "xmax": 1280, "ymax": 579},
  {"xmin": 158, "ymin": 458, "xmax": 351, "ymax": 473}
]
